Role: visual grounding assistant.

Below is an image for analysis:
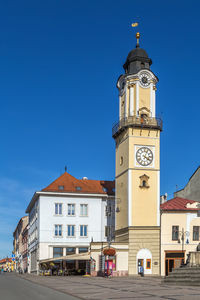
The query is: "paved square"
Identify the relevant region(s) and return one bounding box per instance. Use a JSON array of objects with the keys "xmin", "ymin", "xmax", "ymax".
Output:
[{"xmin": 19, "ymin": 274, "xmax": 200, "ymax": 300}]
